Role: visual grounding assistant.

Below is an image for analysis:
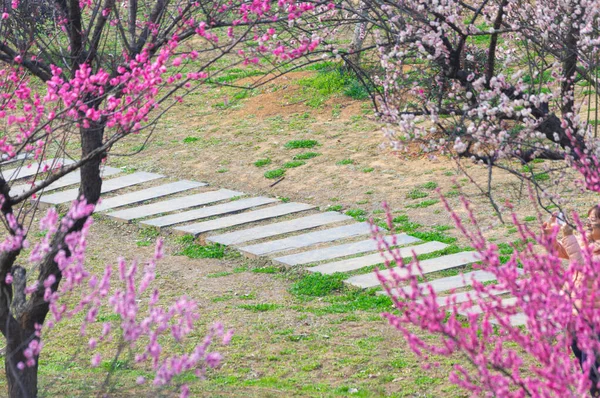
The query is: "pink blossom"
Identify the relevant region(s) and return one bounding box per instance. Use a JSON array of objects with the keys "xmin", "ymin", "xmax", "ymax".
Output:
[{"xmin": 91, "ymin": 354, "xmax": 101, "ymax": 367}]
